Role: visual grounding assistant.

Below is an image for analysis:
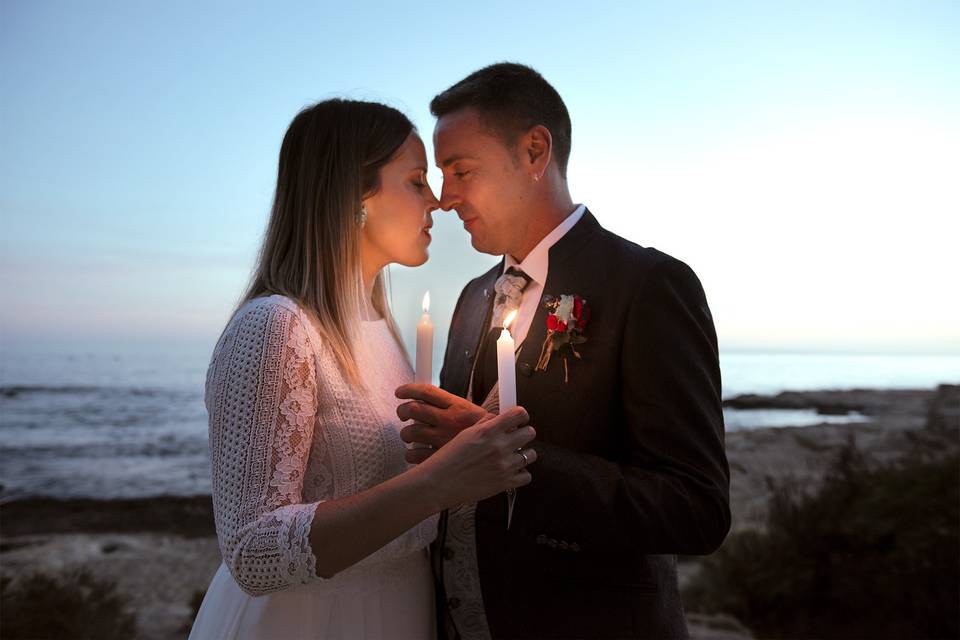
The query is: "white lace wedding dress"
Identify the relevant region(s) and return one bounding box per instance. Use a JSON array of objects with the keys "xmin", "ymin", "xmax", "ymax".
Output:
[{"xmin": 189, "ymin": 295, "xmax": 438, "ymax": 640}]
